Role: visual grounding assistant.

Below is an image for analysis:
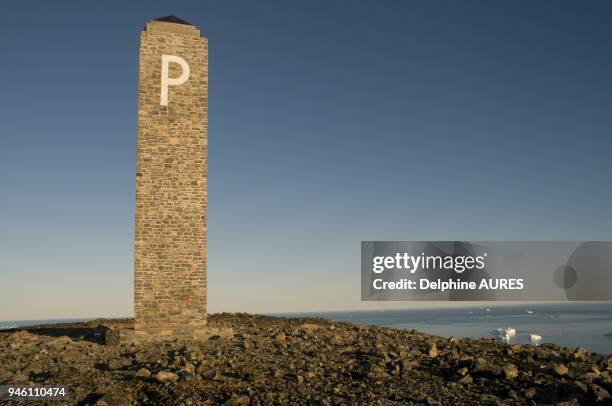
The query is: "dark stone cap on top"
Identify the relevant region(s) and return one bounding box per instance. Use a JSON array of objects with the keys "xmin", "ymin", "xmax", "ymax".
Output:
[
  {"xmin": 144, "ymin": 16, "xmax": 203, "ymax": 37},
  {"xmin": 153, "ymin": 15, "xmax": 193, "ymax": 26}
]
